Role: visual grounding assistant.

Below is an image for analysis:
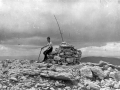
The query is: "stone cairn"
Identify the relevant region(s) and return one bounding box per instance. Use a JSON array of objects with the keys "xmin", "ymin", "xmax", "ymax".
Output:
[{"xmin": 46, "ymin": 42, "xmax": 82, "ymax": 65}]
